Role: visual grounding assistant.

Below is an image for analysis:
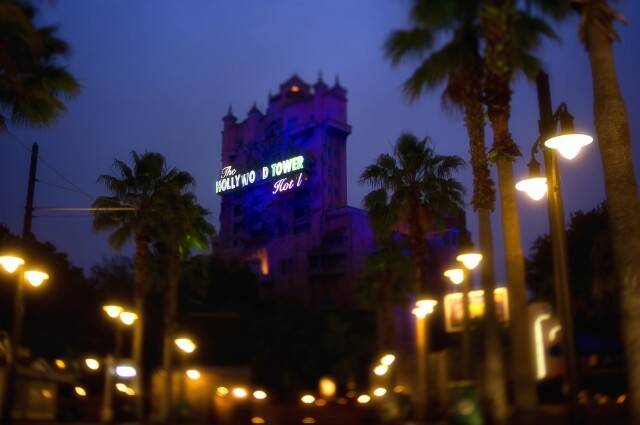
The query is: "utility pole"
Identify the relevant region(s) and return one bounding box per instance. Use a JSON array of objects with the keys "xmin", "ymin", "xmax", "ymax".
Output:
[
  {"xmin": 2, "ymin": 143, "xmax": 38, "ymax": 425},
  {"xmin": 22, "ymin": 142, "xmax": 39, "ymax": 240},
  {"xmin": 536, "ymin": 72, "xmax": 579, "ymax": 423}
]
